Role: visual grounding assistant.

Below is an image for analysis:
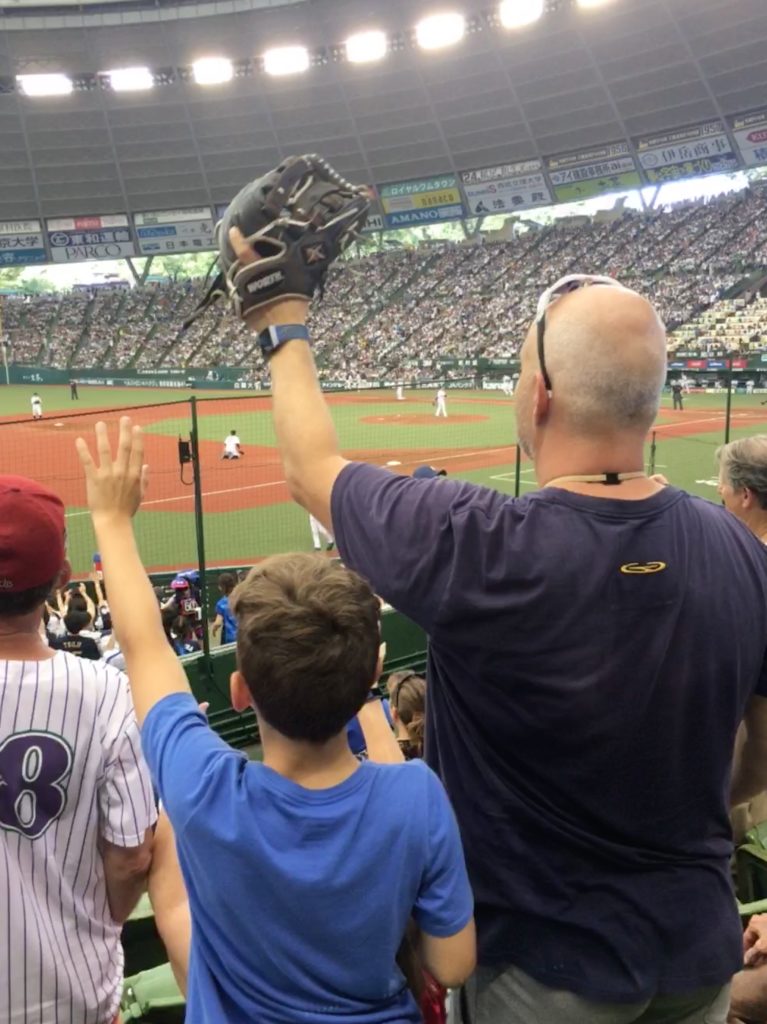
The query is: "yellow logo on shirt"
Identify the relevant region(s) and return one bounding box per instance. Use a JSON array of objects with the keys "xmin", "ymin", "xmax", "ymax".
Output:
[{"xmin": 620, "ymin": 561, "xmax": 667, "ymax": 575}]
